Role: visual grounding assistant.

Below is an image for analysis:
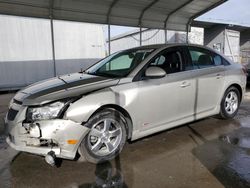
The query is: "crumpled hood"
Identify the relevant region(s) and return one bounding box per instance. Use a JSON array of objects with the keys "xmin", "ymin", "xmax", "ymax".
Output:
[{"xmin": 14, "ymin": 73, "xmax": 119, "ymax": 106}]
